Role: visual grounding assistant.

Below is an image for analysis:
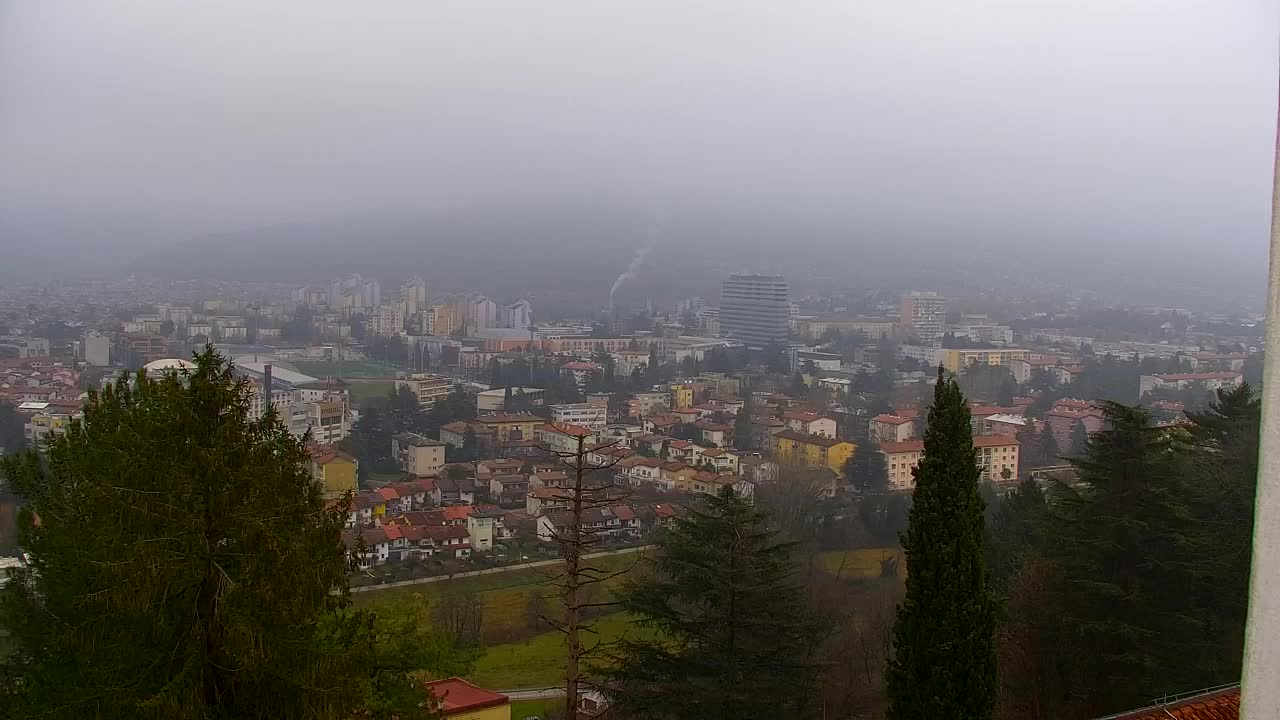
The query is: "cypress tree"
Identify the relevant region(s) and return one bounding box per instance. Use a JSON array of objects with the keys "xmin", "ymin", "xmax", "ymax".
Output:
[
  {"xmin": 0, "ymin": 348, "xmax": 372, "ymax": 719},
  {"xmin": 601, "ymin": 487, "xmax": 827, "ymax": 720},
  {"xmin": 886, "ymin": 370, "xmax": 997, "ymax": 720}
]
